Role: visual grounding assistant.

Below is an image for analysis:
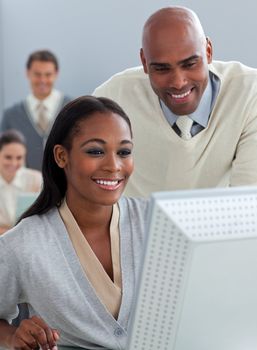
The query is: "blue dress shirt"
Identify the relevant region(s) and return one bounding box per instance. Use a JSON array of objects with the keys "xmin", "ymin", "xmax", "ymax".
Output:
[{"xmin": 160, "ymin": 72, "xmax": 220, "ymax": 137}]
